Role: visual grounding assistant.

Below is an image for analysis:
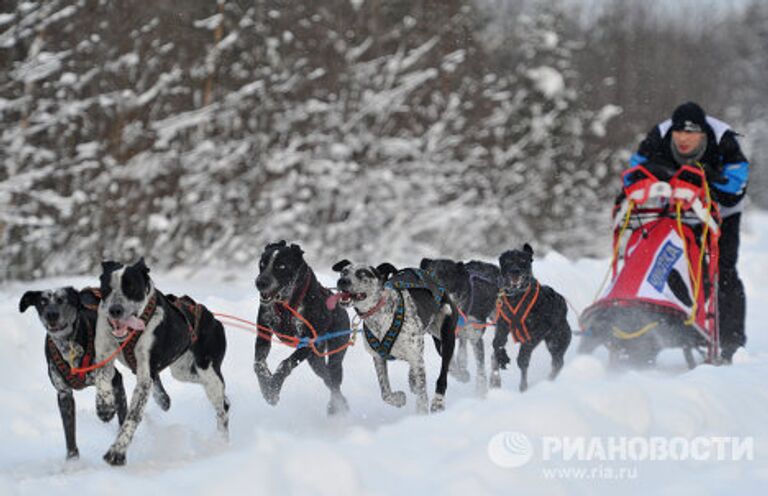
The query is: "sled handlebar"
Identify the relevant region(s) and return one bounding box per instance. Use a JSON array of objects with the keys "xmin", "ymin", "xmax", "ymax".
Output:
[{"xmin": 614, "ymin": 188, "xmax": 719, "ymax": 235}]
